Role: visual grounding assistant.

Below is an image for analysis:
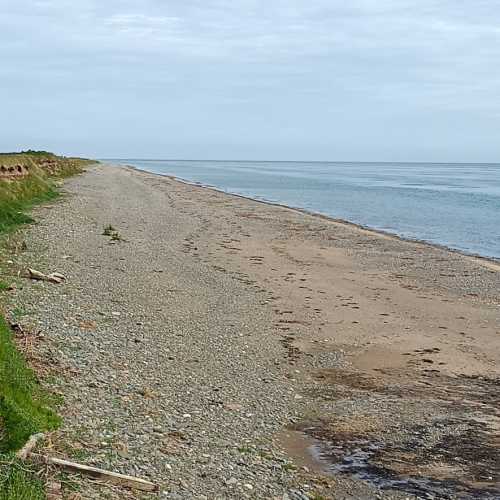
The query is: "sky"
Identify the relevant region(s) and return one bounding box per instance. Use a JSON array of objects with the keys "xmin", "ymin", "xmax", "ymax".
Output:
[{"xmin": 1, "ymin": 0, "xmax": 499, "ymax": 162}]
